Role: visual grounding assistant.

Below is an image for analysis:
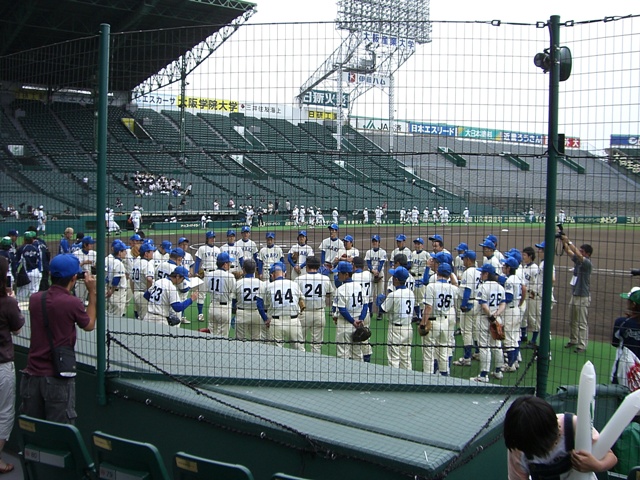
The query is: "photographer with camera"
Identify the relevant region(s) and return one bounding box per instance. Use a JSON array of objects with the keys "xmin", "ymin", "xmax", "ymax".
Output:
[
  {"xmin": 20, "ymin": 254, "xmax": 96, "ymax": 424},
  {"xmin": 560, "ymin": 229, "xmax": 593, "ymax": 353}
]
